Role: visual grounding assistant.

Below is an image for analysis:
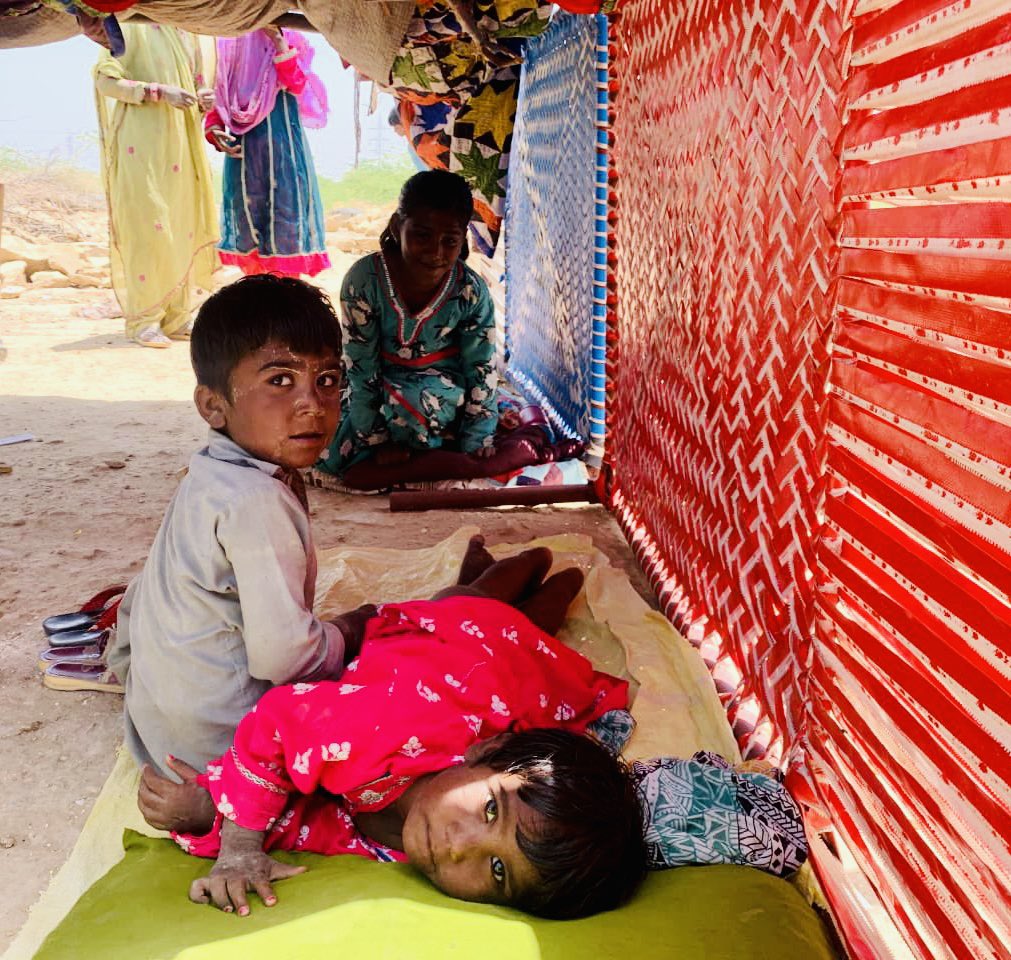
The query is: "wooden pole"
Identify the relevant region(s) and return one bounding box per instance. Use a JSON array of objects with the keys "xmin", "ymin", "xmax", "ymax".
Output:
[
  {"xmin": 389, "ymin": 483, "xmax": 597, "ymax": 512},
  {"xmin": 126, "ymin": 12, "xmax": 319, "ymax": 34}
]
